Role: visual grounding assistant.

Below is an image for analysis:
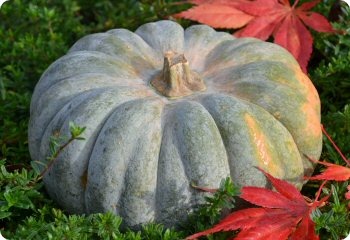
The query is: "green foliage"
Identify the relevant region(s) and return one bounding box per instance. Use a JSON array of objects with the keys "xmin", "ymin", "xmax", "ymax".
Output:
[
  {"xmin": 302, "ymin": 105, "xmax": 350, "ymax": 240},
  {"xmin": 0, "ymin": 0, "xmax": 86, "ymax": 164},
  {"xmin": 305, "ymin": 3, "xmax": 350, "ymax": 237},
  {"xmin": 5, "ymin": 207, "xmax": 183, "ymax": 240},
  {"xmin": 301, "ymin": 104, "xmax": 350, "ymax": 240},
  {"xmin": 184, "ymin": 178, "xmax": 240, "ymax": 239},
  {"xmin": 322, "ymin": 105, "xmax": 350, "ymax": 163},
  {"xmin": 316, "ymin": 105, "xmax": 350, "ymax": 239},
  {"xmin": 312, "ymin": 183, "xmax": 350, "ymax": 239},
  {"xmin": 140, "ymin": 224, "xmax": 184, "ymax": 240},
  {"xmin": 1, "ymin": 121, "xmax": 85, "ymax": 234},
  {"xmin": 69, "ymin": 122, "xmax": 87, "ymax": 140},
  {"xmin": 75, "ymin": 0, "xmax": 190, "ymax": 32},
  {"xmin": 310, "ymin": 2, "xmax": 350, "ymax": 112},
  {"xmin": 0, "ymin": 159, "xmax": 49, "ymax": 231}
]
